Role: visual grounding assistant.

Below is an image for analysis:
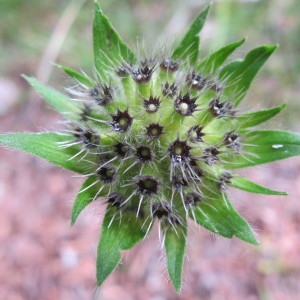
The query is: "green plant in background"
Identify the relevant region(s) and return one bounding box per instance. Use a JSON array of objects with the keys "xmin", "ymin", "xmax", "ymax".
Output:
[{"xmin": 1, "ymin": 1, "xmax": 300, "ymax": 292}]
